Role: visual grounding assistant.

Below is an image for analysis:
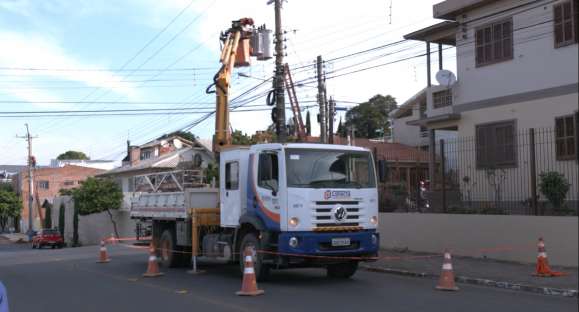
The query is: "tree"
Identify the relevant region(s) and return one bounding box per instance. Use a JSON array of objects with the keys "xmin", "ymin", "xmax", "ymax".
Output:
[
  {"xmin": 337, "ymin": 117, "xmax": 345, "ymax": 137},
  {"xmin": 343, "ymin": 94, "xmax": 397, "ymax": 139},
  {"xmin": 58, "ymin": 202, "xmax": 65, "ymax": 236},
  {"xmin": 71, "ymin": 177, "xmax": 123, "ymax": 238},
  {"xmin": 0, "ymin": 190, "xmax": 21, "ymax": 232},
  {"xmin": 305, "ymin": 111, "xmax": 312, "ymax": 136},
  {"xmin": 160, "ymin": 131, "xmax": 196, "ymax": 143},
  {"xmin": 231, "ymin": 130, "xmax": 255, "ymax": 145},
  {"xmin": 43, "ymin": 202, "xmax": 52, "ymax": 229},
  {"xmin": 57, "ymin": 150, "xmax": 89, "ymax": 160}
]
